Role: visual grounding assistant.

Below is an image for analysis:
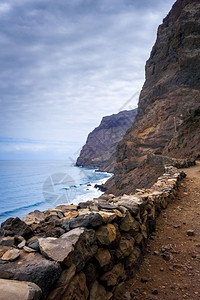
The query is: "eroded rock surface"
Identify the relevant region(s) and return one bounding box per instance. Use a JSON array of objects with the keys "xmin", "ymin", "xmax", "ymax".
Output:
[
  {"xmin": 105, "ymin": 0, "xmax": 200, "ymax": 195},
  {"xmin": 76, "ymin": 109, "xmax": 137, "ymax": 172}
]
